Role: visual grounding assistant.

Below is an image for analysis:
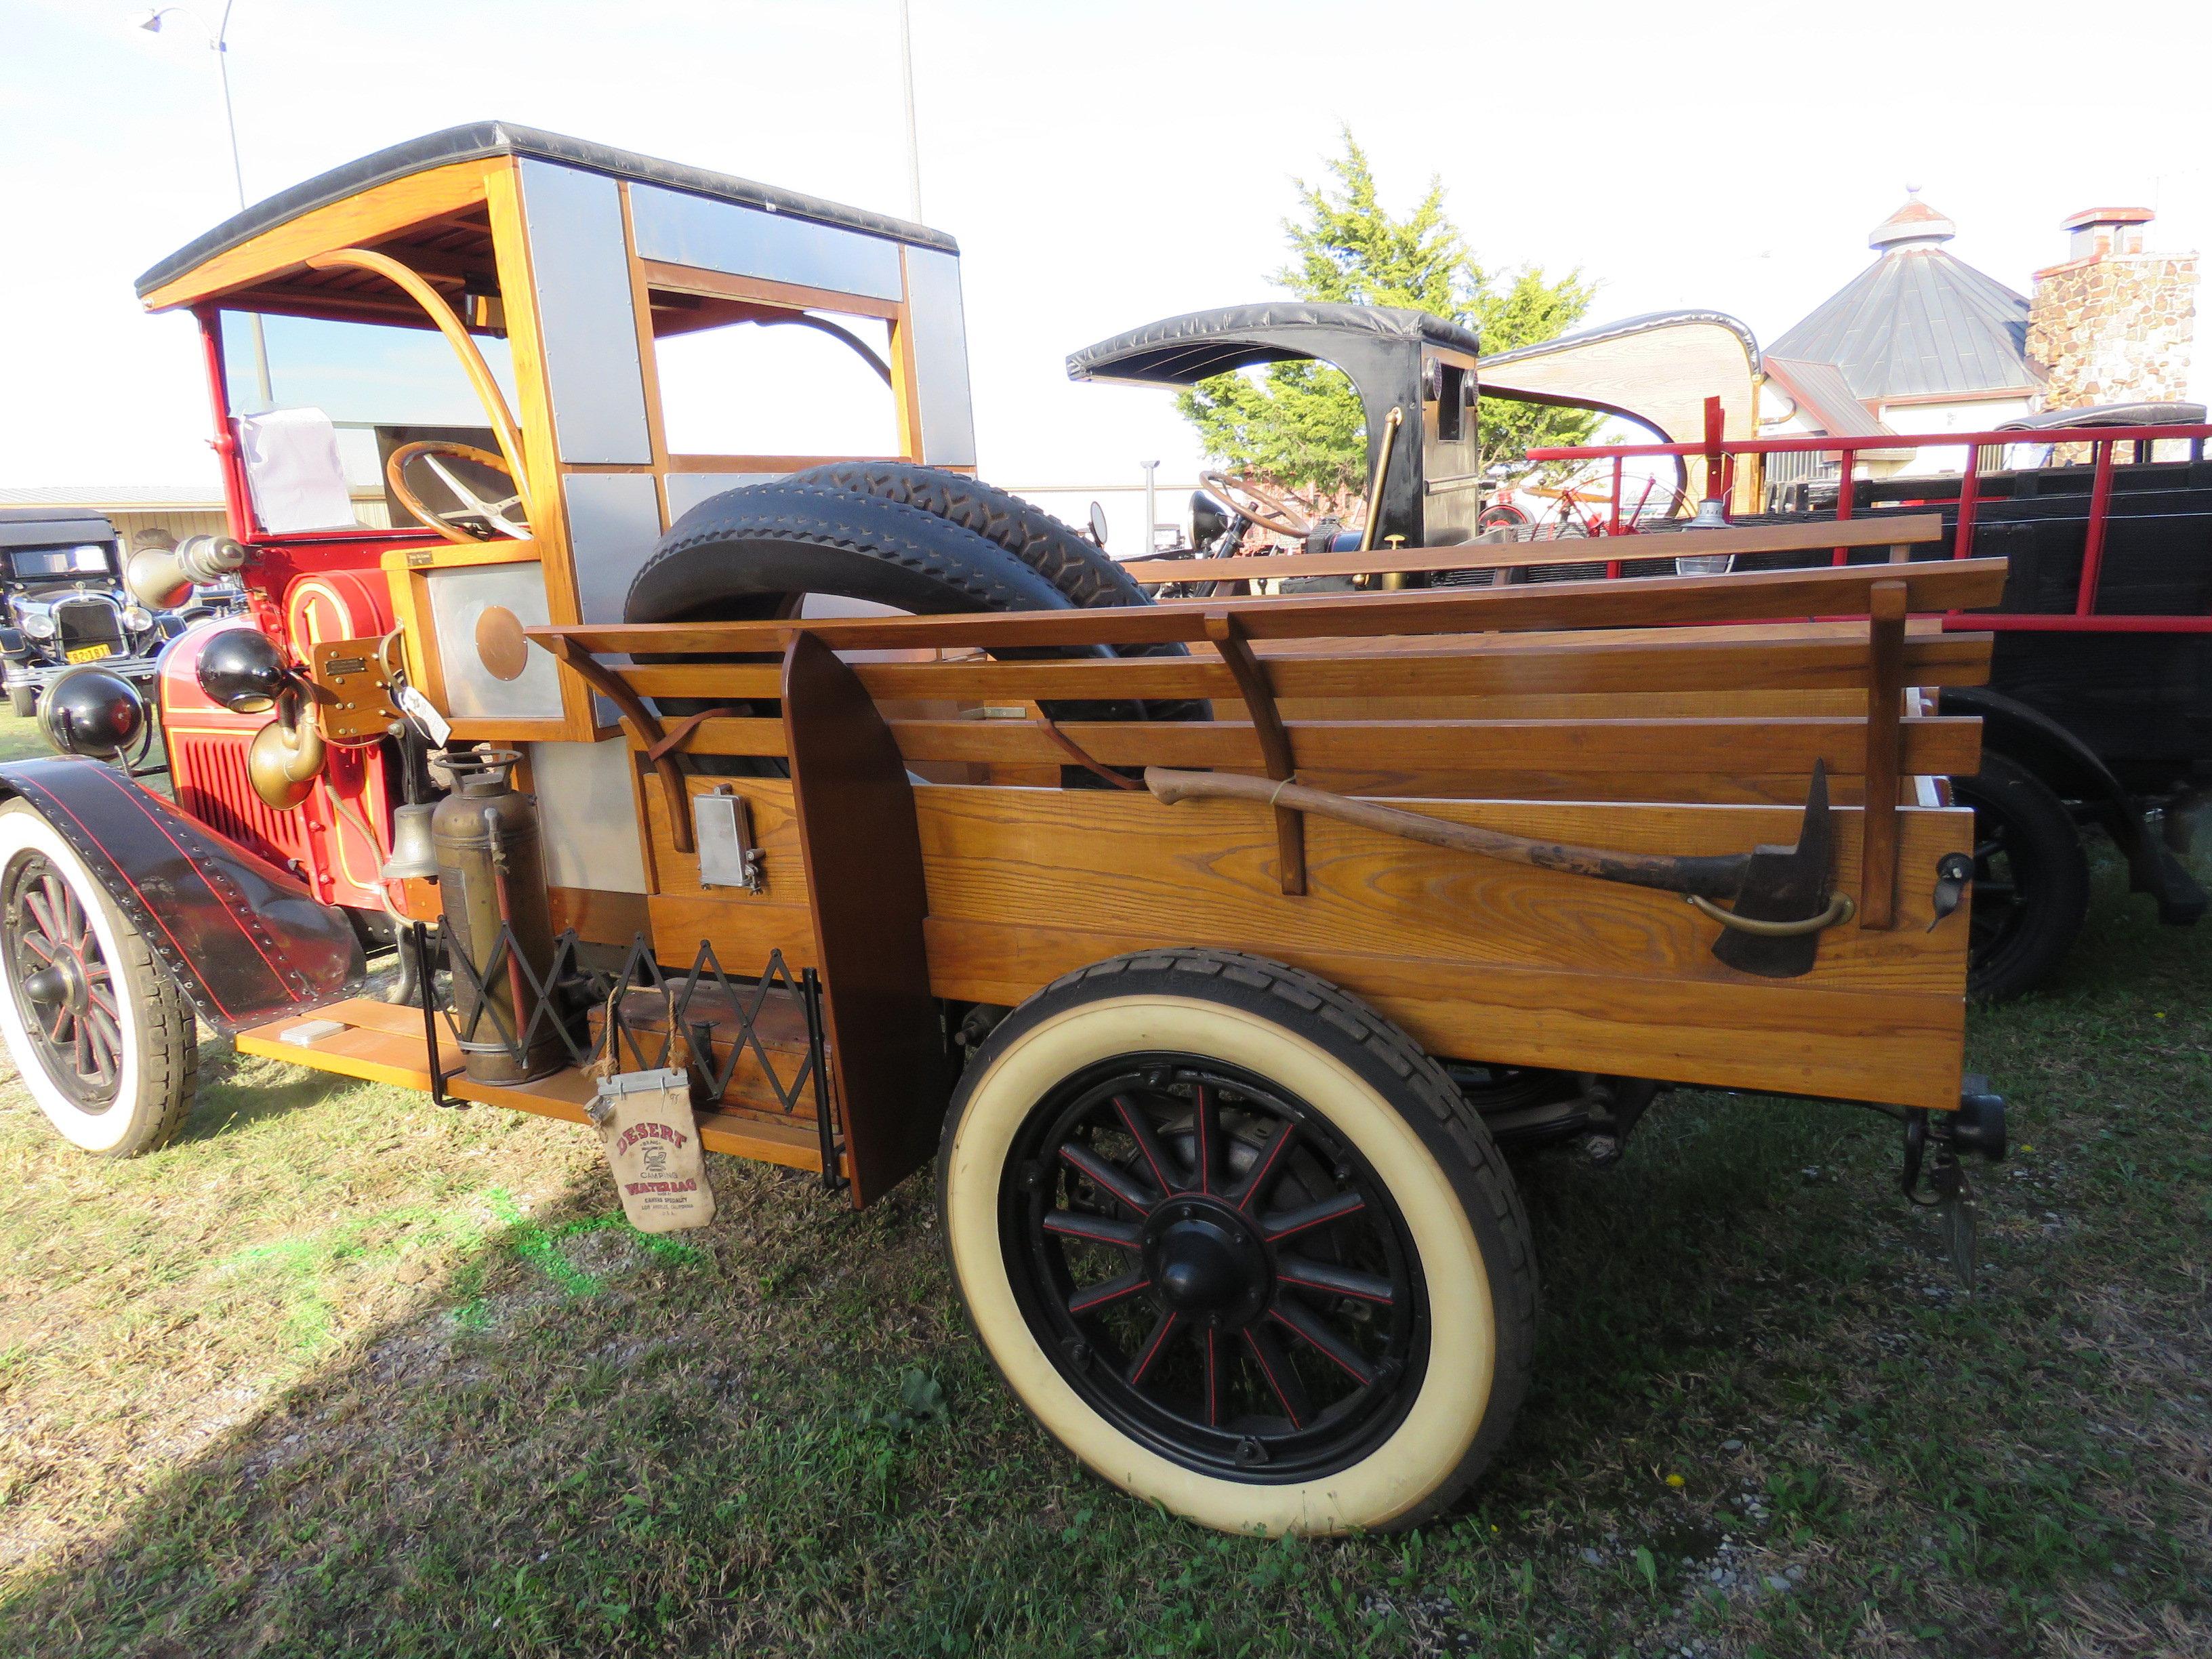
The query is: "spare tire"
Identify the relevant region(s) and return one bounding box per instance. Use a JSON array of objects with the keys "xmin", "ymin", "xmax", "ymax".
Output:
[
  {"xmin": 625, "ymin": 483, "xmax": 1186, "ymax": 779},
  {"xmin": 792, "ymin": 462, "xmax": 1206, "ymax": 722},
  {"xmin": 790, "ymin": 462, "xmax": 1151, "ymax": 610}
]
